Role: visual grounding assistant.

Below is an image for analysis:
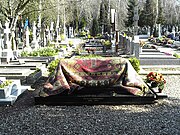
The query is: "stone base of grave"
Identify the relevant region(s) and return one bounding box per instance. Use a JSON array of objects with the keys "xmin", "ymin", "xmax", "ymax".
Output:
[
  {"xmin": 26, "ymin": 70, "xmax": 42, "ymax": 84},
  {"xmin": 35, "ymin": 94, "xmax": 156, "ymax": 105},
  {"xmin": 0, "ymin": 86, "xmax": 29, "ymax": 105},
  {"xmin": 0, "ymin": 49, "xmax": 14, "ymax": 63},
  {"xmin": 0, "ymin": 80, "xmax": 30, "ymax": 105},
  {"xmin": 35, "ymin": 87, "xmax": 167, "ymax": 105}
]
